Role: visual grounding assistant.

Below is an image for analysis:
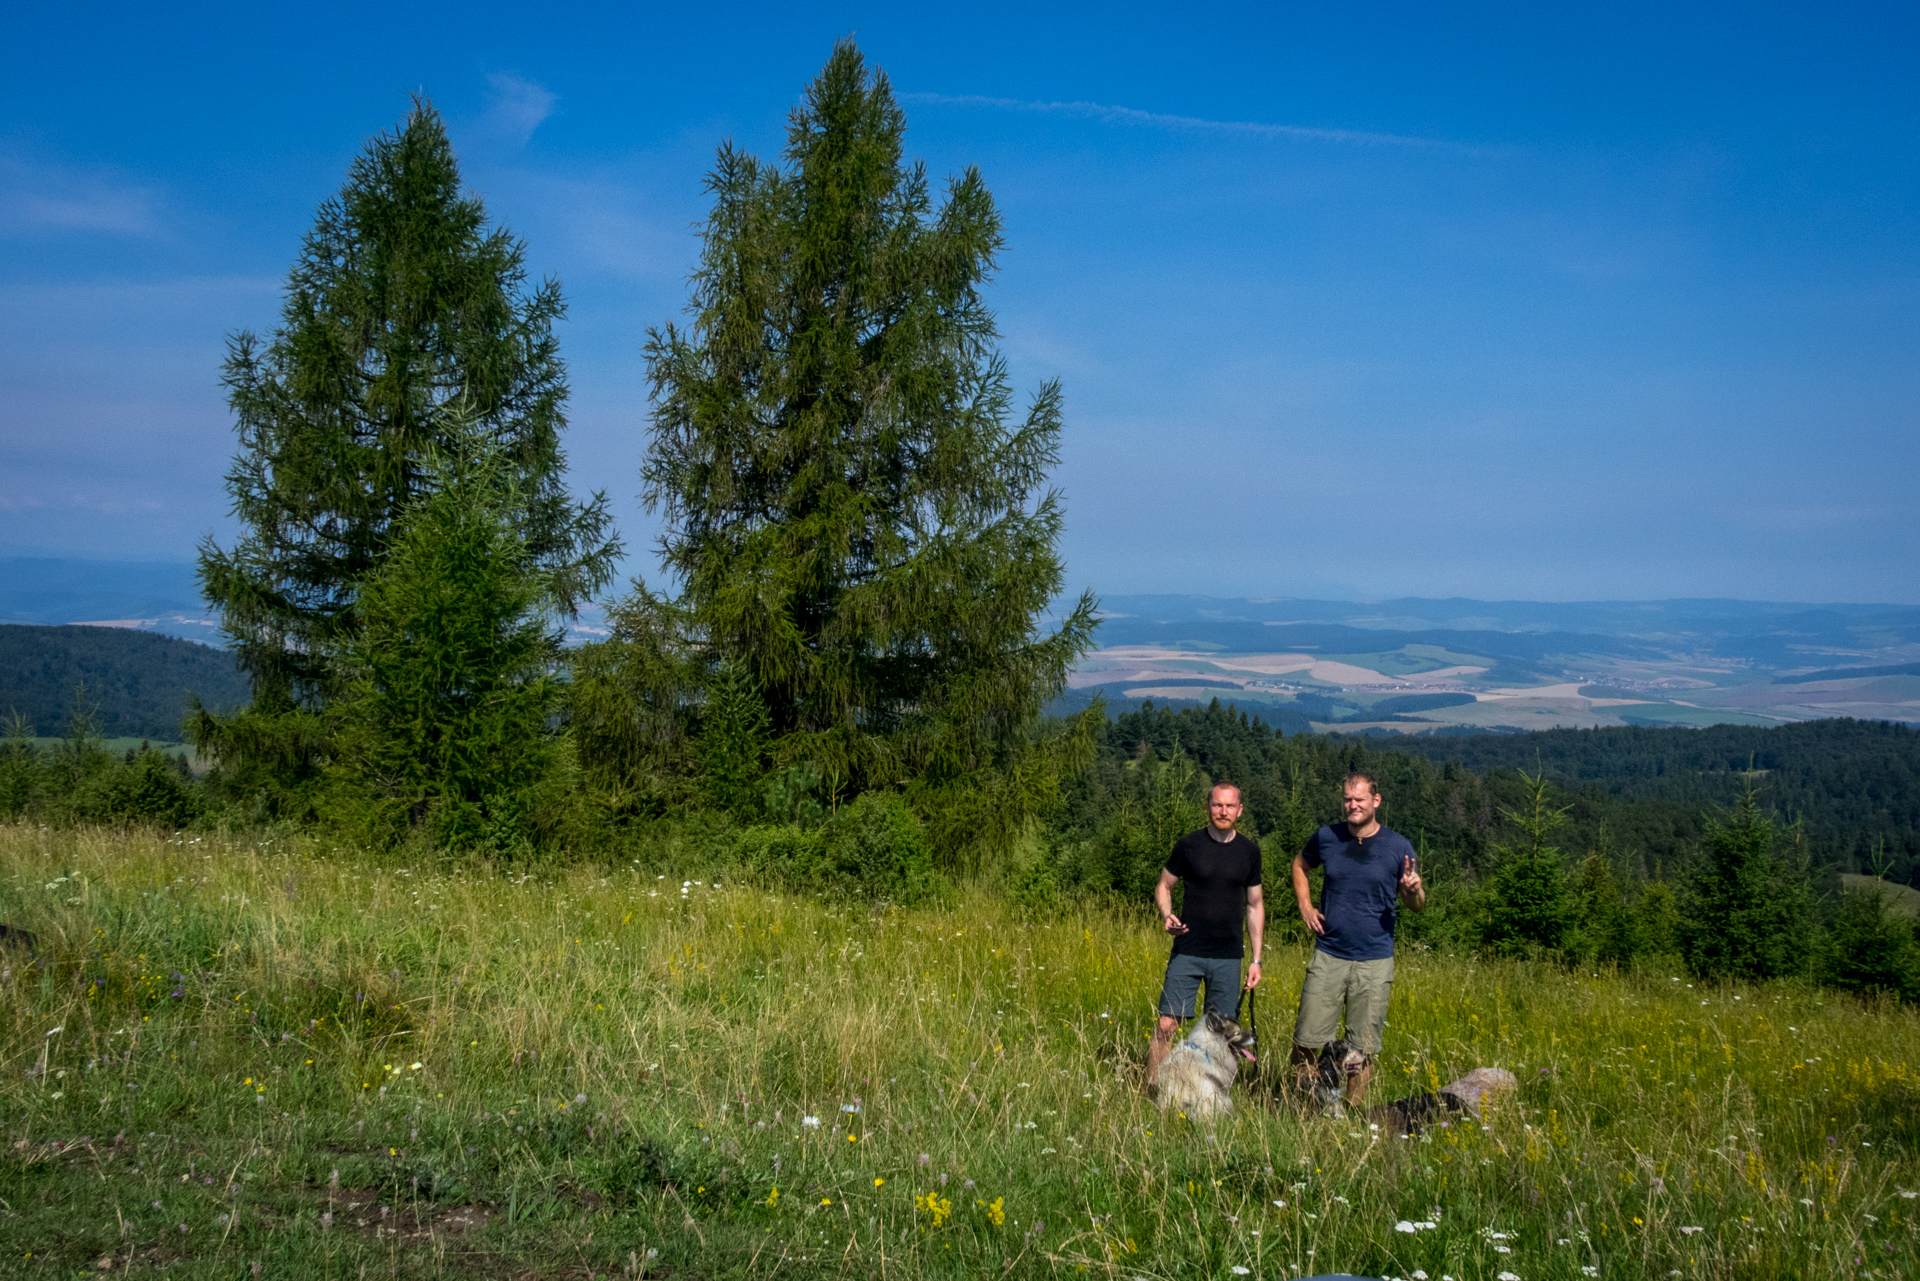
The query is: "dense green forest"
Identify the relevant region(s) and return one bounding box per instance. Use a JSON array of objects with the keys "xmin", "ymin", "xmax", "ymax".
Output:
[
  {"xmin": 1378, "ymin": 719, "xmax": 1920, "ymax": 882},
  {"xmin": 0, "ymin": 623, "xmax": 247, "ymax": 739}
]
